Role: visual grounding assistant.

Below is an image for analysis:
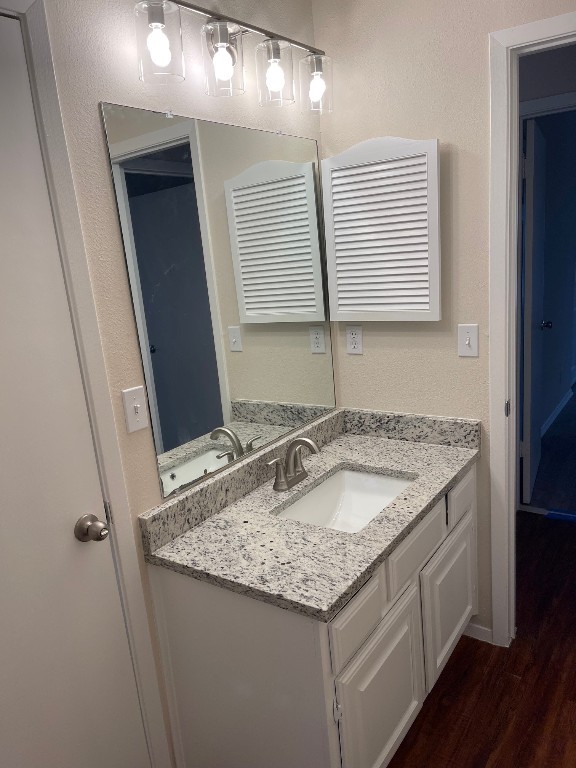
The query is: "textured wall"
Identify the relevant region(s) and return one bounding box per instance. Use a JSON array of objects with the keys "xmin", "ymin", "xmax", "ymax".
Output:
[
  {"xmin": 311, "ymin": 0, "xmax": 576, "ymax": 631},
  {"xmin": 42, "ymin": 0, "xmax": 319, "ymax": 516}
]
